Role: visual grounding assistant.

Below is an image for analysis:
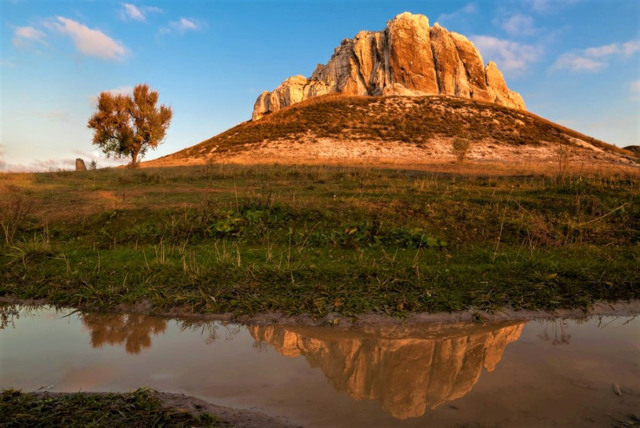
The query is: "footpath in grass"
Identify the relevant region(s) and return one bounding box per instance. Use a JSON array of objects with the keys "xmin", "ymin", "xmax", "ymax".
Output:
[{"xmin": 1, "ymin": 164, "xmax": 638, "ymax": 317}]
